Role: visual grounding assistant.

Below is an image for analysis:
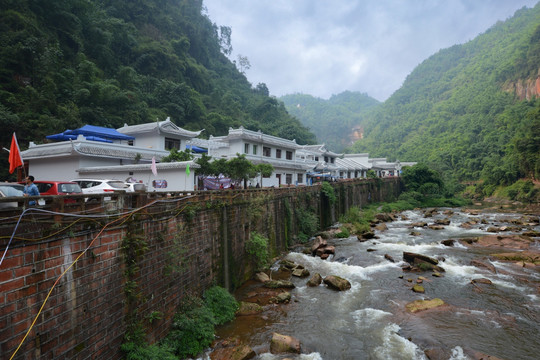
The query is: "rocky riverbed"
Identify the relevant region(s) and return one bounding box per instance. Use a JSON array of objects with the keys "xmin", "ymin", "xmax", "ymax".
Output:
[{"xmin": 206, "ymin": 203, "xmax": 540, "ymax": 360}]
